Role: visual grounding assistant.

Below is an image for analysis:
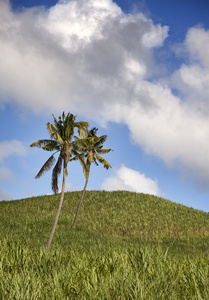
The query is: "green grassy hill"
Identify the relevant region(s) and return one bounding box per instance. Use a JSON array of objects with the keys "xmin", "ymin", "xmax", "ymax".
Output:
[
  {"xmin": 1, "ymin": 191, "xmax": 209, "ymax": 299},
  {"xmin": 1, "ymin": 191, "xmax": 209, "ymax": 253}
]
